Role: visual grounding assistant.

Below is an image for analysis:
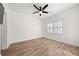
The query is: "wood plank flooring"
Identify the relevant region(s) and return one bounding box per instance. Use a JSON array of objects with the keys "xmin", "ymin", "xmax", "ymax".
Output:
[{"xmin": 1, "ymin": 37, "xmax": 79, "ymax": 56}]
